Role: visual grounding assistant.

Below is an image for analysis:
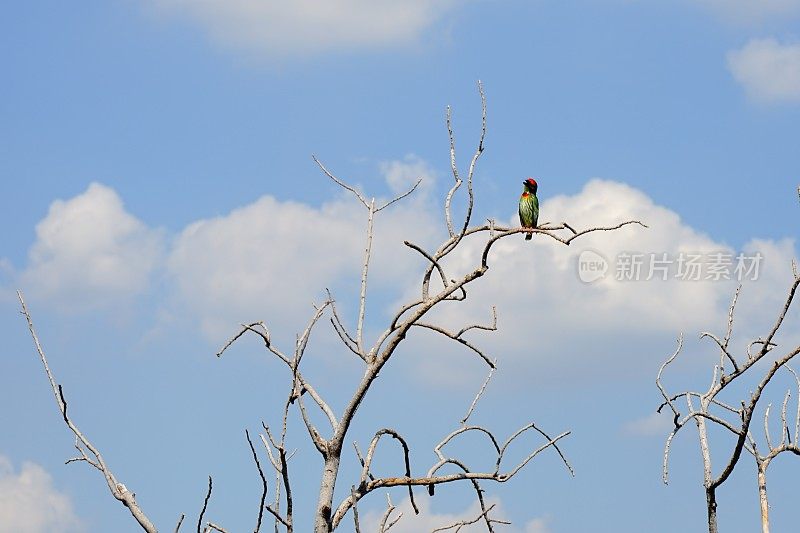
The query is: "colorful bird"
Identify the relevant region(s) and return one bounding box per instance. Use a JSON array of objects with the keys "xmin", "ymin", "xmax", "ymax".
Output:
[{"xmin": 519, "ymin": 178, "xmax": 539, "ymax": 240}]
